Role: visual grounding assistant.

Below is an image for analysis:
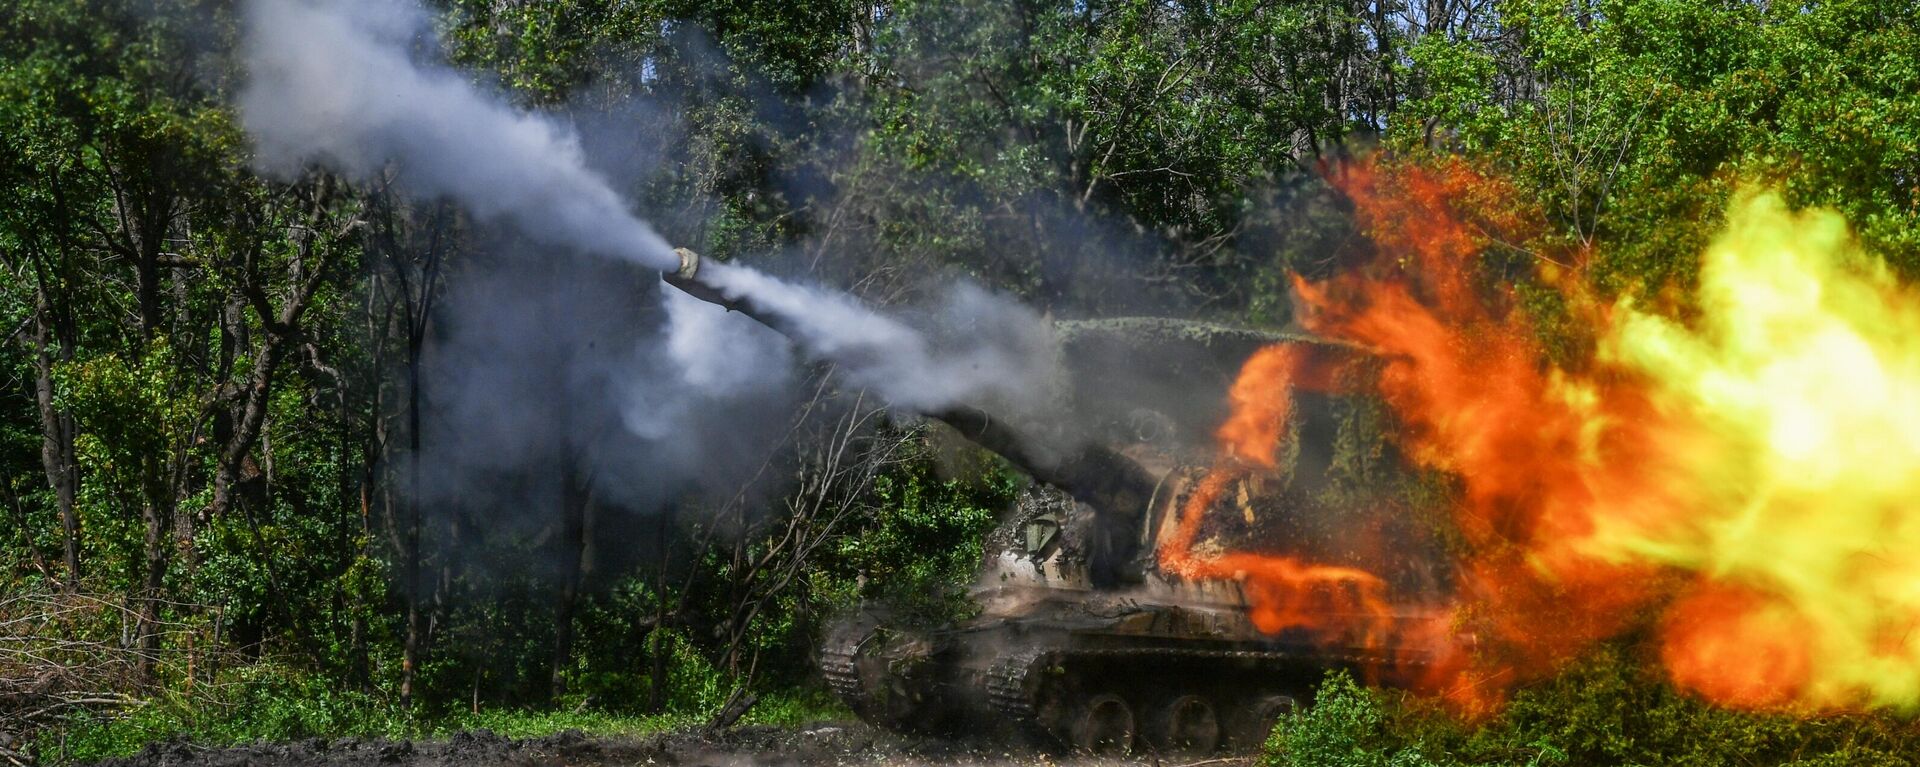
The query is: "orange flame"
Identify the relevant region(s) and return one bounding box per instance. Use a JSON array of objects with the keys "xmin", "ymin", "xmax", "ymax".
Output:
[
  {"xmin": 1215, "ymin": 345, "xmax": 1303, "ymax": 468},
  {"xmin": 1158, "ymin": 158, "xmax": 1920, "ymax": 715},
  {"xmin": 1160, "ymin": 466, "xmax": 1407, "ymax": 640},
  {"xmin": 1659, "ymin": 582, "xmax": 1814, "ymax": 710},
  {"xmin": 1154, "ymin": 161, "xmax": 1648, "ymax": 712},
  {"xmin": 1295, "ymin": 161, "xmax": 1675, "ymax": 707},
  {"xmin": 1157, "ymin": 338, "xmax": 1439, "ymax": 680}
]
